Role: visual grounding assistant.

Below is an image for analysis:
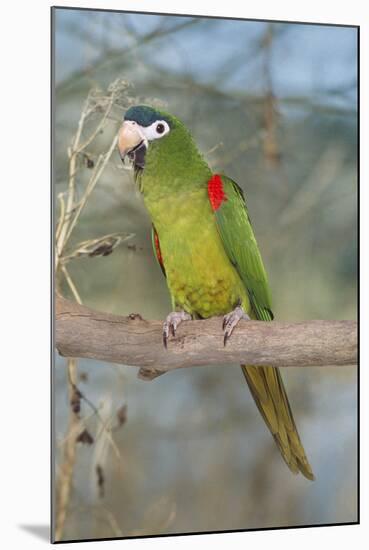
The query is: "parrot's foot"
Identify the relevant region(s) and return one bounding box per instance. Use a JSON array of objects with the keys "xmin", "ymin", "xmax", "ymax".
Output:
[
  {"xmin": 163, "ymin": 311, "xmax": 192, "ymax": 348},
  {"xmin": 222, "ymin": 305, "xmax": 250, "ymax": 346}
]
